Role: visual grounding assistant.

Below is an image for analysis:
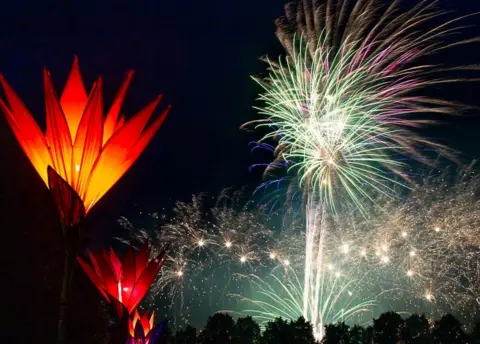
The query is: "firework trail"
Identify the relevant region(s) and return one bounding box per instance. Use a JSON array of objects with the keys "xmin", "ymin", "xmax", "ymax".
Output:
[
  {"xmin": 119, "ymin": 166, "xmax": 480, "ymax": 333},
  {"xmin": 237, "ymin": 164, "xmax": 480, "ymax": 335},
  {"xmin": 245, "ymin": 0, "xmax": 475, "ymax": 338},
  {"xmin": 118, "ymin": 189, "xmax": 275, "ymax": 326}
]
